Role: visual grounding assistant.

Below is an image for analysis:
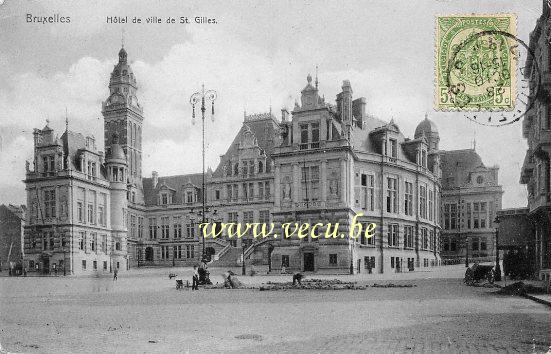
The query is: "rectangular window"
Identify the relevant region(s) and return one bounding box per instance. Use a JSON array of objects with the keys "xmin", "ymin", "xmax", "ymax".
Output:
[
  {"xmin": 130, "ymin": 214, "xmax": 136, "ymax": 238},
  {"xmin": 161, "ymin": 216, "xmax": 170, "ymax": 239},
  {"xmin": 404, "ymin": 225, "xmax": 414, "ymax": 249},
  {"xmin": 419, "ymin": 185, "xmax": 427, "ymax": 219},
  {"xmin": 173, "ymin": 216, "xmax": 182, "ymax": 238},
  {"xmin": 77, "ymin": 202, "xmax": 84, "ymax": 223},
  {"xmin": 428, "ymin": 190, "xmax": 434, "ymax": 221},
  {"xmin": 149, "ymin": 218, "xmax": 157, "ymax": 239},
  {"xmin": 44, "ymin": 190, "xmax": 56, "ymax": 218},
  {"xmin": 79, "ymin": 231, "xmax": 85, "ymax": 250},
  {"xmin": 186, "ymin": 245, "xmax": 195, "ymax": 258},
  {"xmin": 98, "ymin": 206, "xmax": 105, "ymax": 226},
  {"xmin": 186, "ymin": 191, "xmax": 194, "ymax": 204},
  {"xmin": 389, "ymin": 139, "xmax": 397, "ymax": 158},
  {"xmin": 404, "ymin": 181, "xmax": 413, "ymax": 216},
  {"xmin": 87, "ymin": 203, "xmax": 94, "ymax": 224},
  {"xmin": 82, "ymin": 260, "xmax": 86, "ymax": 270},
  {"xmin": 259, "ymin": 210, "xmax": 270, "ymax": 224},
  {"xmin": 281, "ymin": 255, "xmax": 290, "ymax": 268},
  {"xmin": 186, "ymin": 223, "xmax": 195, "ymax": 239},
  {"xmin": 90, "ymin": 232, "xmax": 96, "ymax": 252},
  {"xmin": 421, "ymin": 228, "xmax": 428, "ymax": 250},
  {"xmin": 138, "ymin": 217, "xmax": 144, "ymax": 238},
  {"xmin": 300, "ymin": 124, "xmax": 309, "ymax": 149},
  {"xmin": 329, "ymin": 254, "xmax": 338, "ymax": 265},
  {"xmin": 103, "ymin": 261, "xmax": 107, "ymax": 270},
  {"xmin": 311, "ymin": 123, "xmax": 320, "ymax": 148},
  {"xmin": 301, "ymin": 166, "xmax": 320, "ymax": 202},
  {"xmin": 93, "ymin": 261, "xmax": 97, "ymax": 270},
  {"xmin": 387, "ymin": 224, "xmax": 399, "ymax": 247},
  {"xmin": 43, "ymin": 154, "xmax": 55, "ymax": 174},
  {"xmin": 358, "ymin": 174, "xmax": 375, "ymax": 211},
  {"xmin": 386, "ymin": 177, "xmax": 397, "ymax": 213}
]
